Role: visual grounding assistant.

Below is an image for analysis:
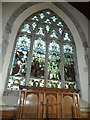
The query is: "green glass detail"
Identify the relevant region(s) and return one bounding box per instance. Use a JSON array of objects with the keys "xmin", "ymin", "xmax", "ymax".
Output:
[
  {"xmin": 7, "ymin": 35, "xmax": 30, "ymax": 90},
  {"xmin": 64, "ymin": 44, "xmax": 76, "ymax": 82},
  {"xmin": 48, "ymin": 41, "xmax": 61, "ymax": 80}
]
